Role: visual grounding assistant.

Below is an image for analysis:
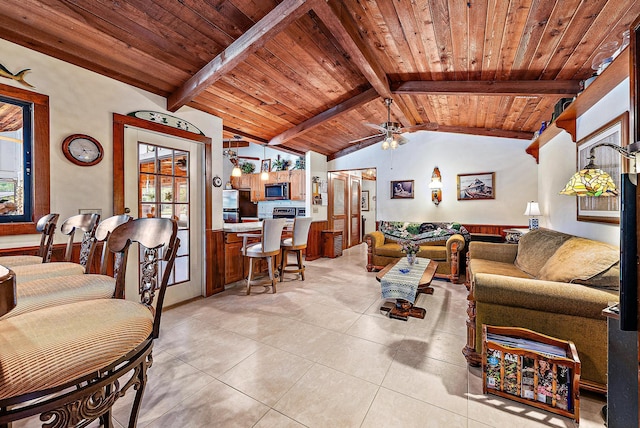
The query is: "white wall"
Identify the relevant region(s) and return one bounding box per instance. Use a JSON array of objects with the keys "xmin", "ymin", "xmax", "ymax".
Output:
[
  {"xmin": 0, "ymin": 39, "xmax": 223, "ymax": 248},
  {"xmin": 539, "ymin": 79, "xmax": 629, "ymax": 246},
  {"xmin": 329, "ymin": 131, "xmax": 538, "ymax": 225}
]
